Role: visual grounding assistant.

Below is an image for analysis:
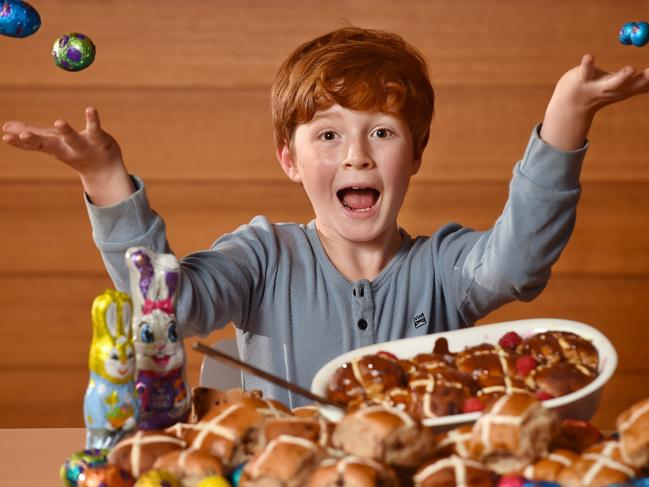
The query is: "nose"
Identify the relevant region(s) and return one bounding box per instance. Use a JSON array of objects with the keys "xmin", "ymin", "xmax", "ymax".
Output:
[{"xmin": 342, "ymin": 139, "xmax": 375, "ymax": 170}]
